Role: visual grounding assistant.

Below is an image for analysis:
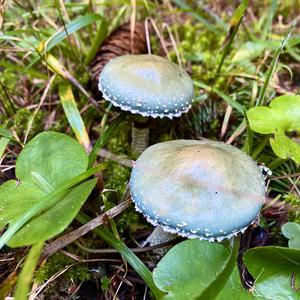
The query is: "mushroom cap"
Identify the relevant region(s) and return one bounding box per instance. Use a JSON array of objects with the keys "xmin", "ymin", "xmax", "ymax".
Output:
[
  {"xmin": 99, "ymin": 54, "xmax": 194, "ymax": 118},
  {"xmin": 130, "ymin": 140, "xmax": 266, "ymax": 242}
]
